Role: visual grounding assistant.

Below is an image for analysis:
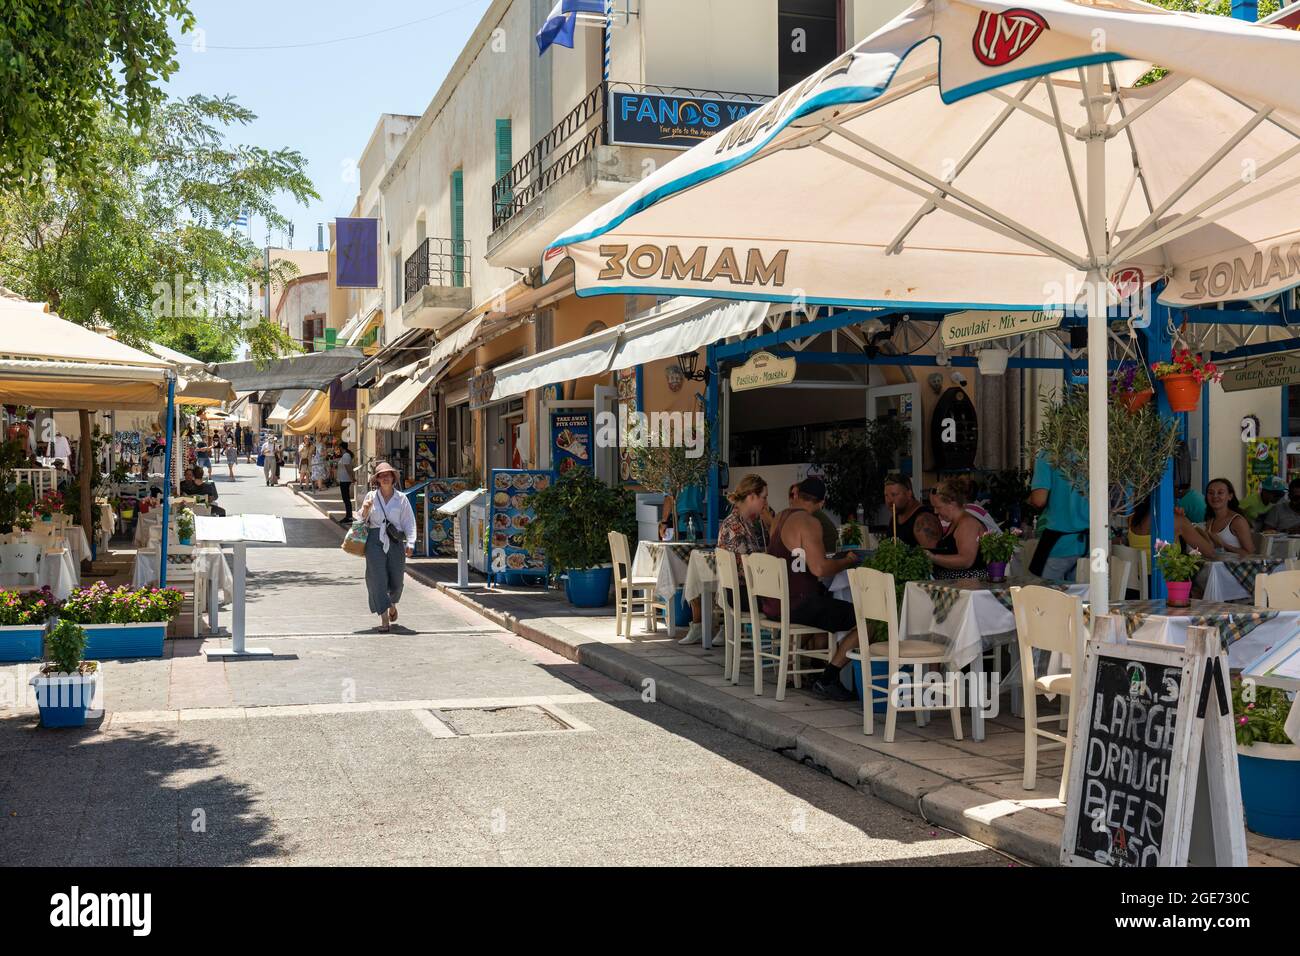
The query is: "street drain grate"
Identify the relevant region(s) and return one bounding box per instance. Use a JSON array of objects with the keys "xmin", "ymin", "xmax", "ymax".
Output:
[{"xmin": 433, "ymin": 705, "xmax": 572, "ymax": 737}]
